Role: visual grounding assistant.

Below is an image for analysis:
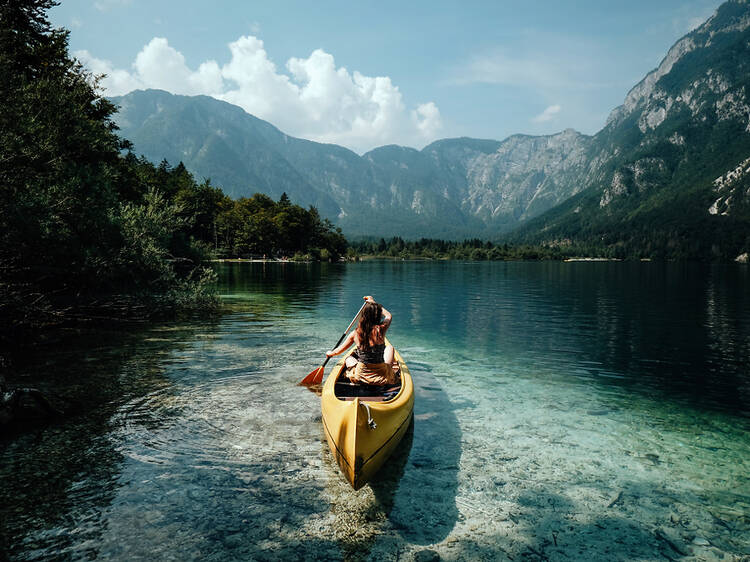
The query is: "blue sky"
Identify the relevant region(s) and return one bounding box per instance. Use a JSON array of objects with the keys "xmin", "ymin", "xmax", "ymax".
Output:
[{"xmin": 51, "ymin": 0, "xmax": 723, "ymax": 153}]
